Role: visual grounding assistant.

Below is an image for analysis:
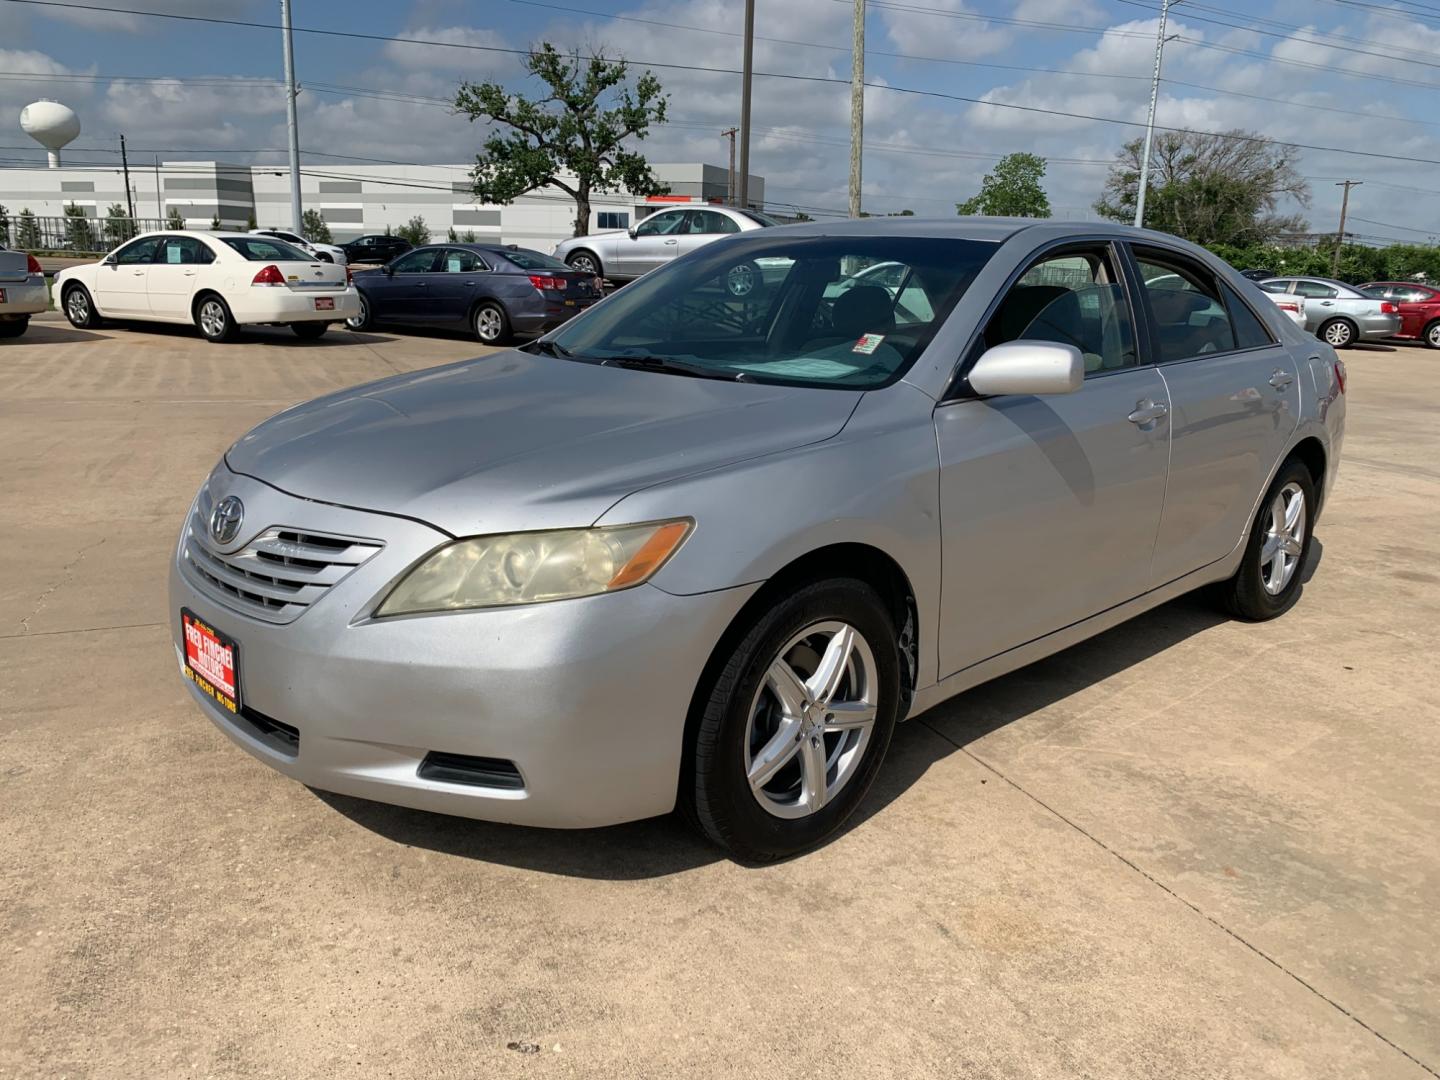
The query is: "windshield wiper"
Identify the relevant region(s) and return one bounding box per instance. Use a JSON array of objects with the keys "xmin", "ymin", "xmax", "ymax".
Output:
[
  {"xmin": 599, "ymin": 353, "xmax": 743, "ymax": 381},
  {"xmin": 528, "ymin": 338, "xmax": 576, "ymax": 359}
]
